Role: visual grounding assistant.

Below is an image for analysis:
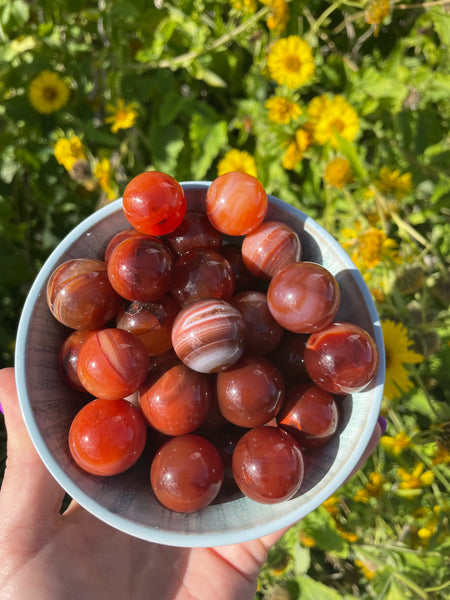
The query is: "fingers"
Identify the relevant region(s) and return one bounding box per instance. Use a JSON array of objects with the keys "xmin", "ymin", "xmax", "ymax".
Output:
[{"xmin": 0, "ymin": 368, "xmax": 65, "ymax": 529}]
